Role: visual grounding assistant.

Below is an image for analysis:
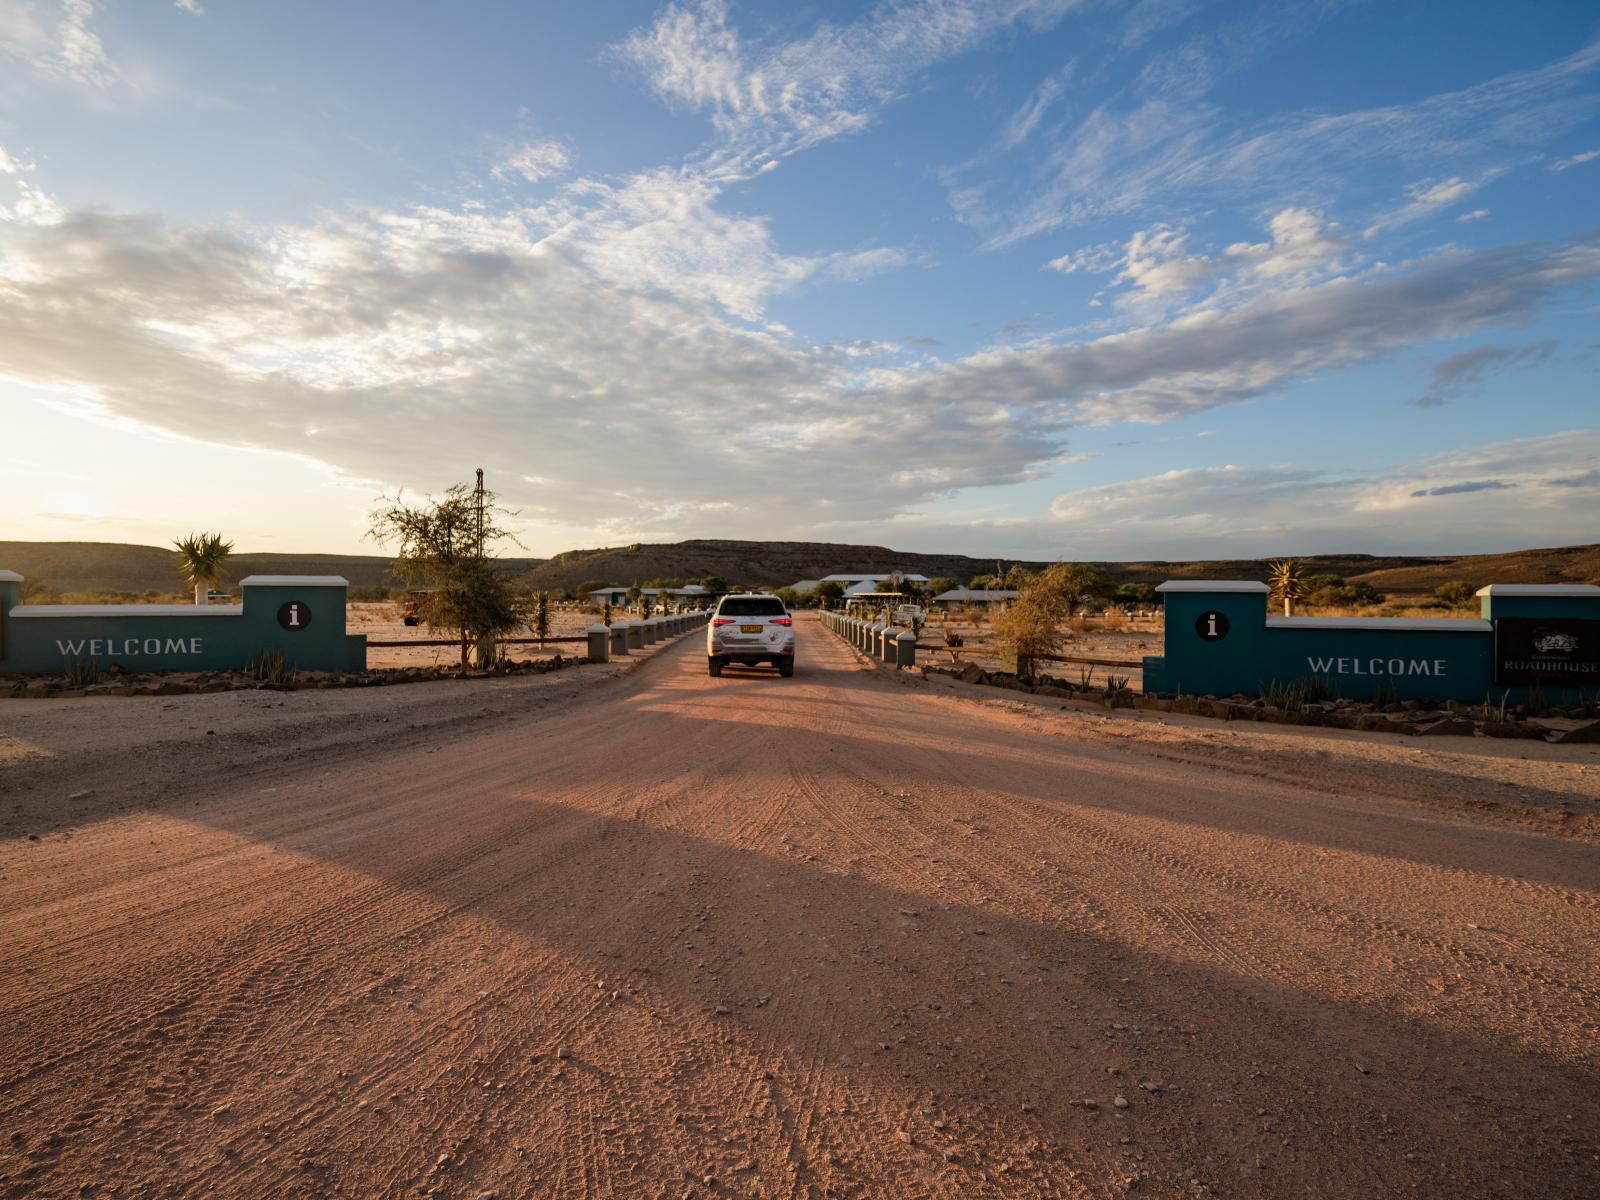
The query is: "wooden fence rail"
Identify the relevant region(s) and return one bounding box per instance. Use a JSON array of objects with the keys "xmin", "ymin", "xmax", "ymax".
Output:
[
  {"xmin": 365, "ymin": 635, "xmax": 590, "ymax": 648},
  {"xmin": 913, "ymin": 645, "xmax": 1142, "ymax": 668}
]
